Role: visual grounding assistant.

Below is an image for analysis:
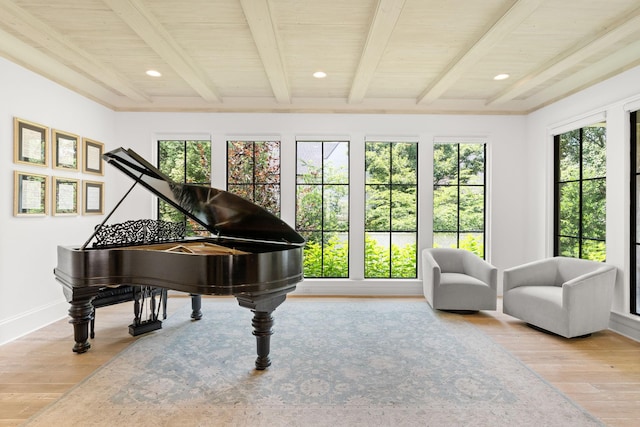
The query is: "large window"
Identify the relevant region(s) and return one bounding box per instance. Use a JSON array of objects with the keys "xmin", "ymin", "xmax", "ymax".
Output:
[
  {"xmin": 227, "ymin": 140, "xmax": 281, "ymax": 216},
  {"xmin": 296, "ymin": 141, "xmax": 349, "ymax": 278},
  {"xmin": 631, "ymin": 111, "xmax": 640, "ymax": 315},
  {"xmin": 157, "ymin": 140, "xmax": 211, "ymax": 236},
  {"xmin": 433, "ymin": 143, "xmax": 486, "ymax": 257},
  {"xmin": 554, "ymin": 123, "xmax": 606, "ymax": 261},
  {"xmin": 365, "ymin": 141, "xmax": 417, "ymax": 278}
]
